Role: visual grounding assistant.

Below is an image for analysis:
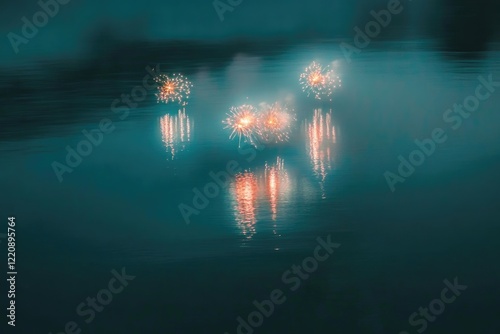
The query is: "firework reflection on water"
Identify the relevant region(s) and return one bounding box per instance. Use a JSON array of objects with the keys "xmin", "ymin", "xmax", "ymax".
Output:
[
  {"xmin": 159, "ymin": 109, "xmax": 193, "ymax": 160},
  {"xmin": 231, "ymin": 171, "xmax": 258, "ymax": 239},
  {"xmin": 304, "ymin": 109, "xmax": 338, "ymax": 198},
  {"xmin": 229, "ymin": 157, "xmax": 291, "ymax": 240}
]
